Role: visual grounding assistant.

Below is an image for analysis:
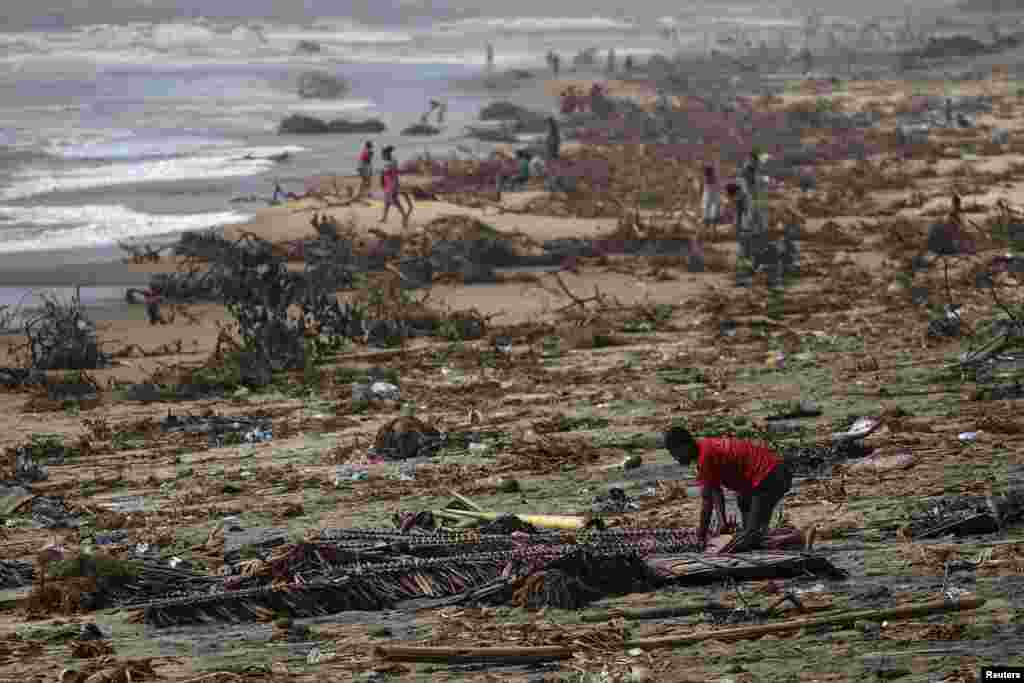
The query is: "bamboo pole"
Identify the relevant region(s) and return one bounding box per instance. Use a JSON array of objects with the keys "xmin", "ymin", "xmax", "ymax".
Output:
[
  {"xmin": 376, "ymin": 597, "xmax": 985, "ymax": 664},
  {"xmin": 447, "ymin": 490, "xmax": 484, "ymax": 512},
  {"xmin": 439, "ymin": 508, "xmax": 588, "ymax": 530},
  {"xmin": 626, "ymin": 597, "xmax": 985, "ymax": 650},
  {"xmin": 375, "ymin": 644, "xmax": 574, "ymax": 665}
]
